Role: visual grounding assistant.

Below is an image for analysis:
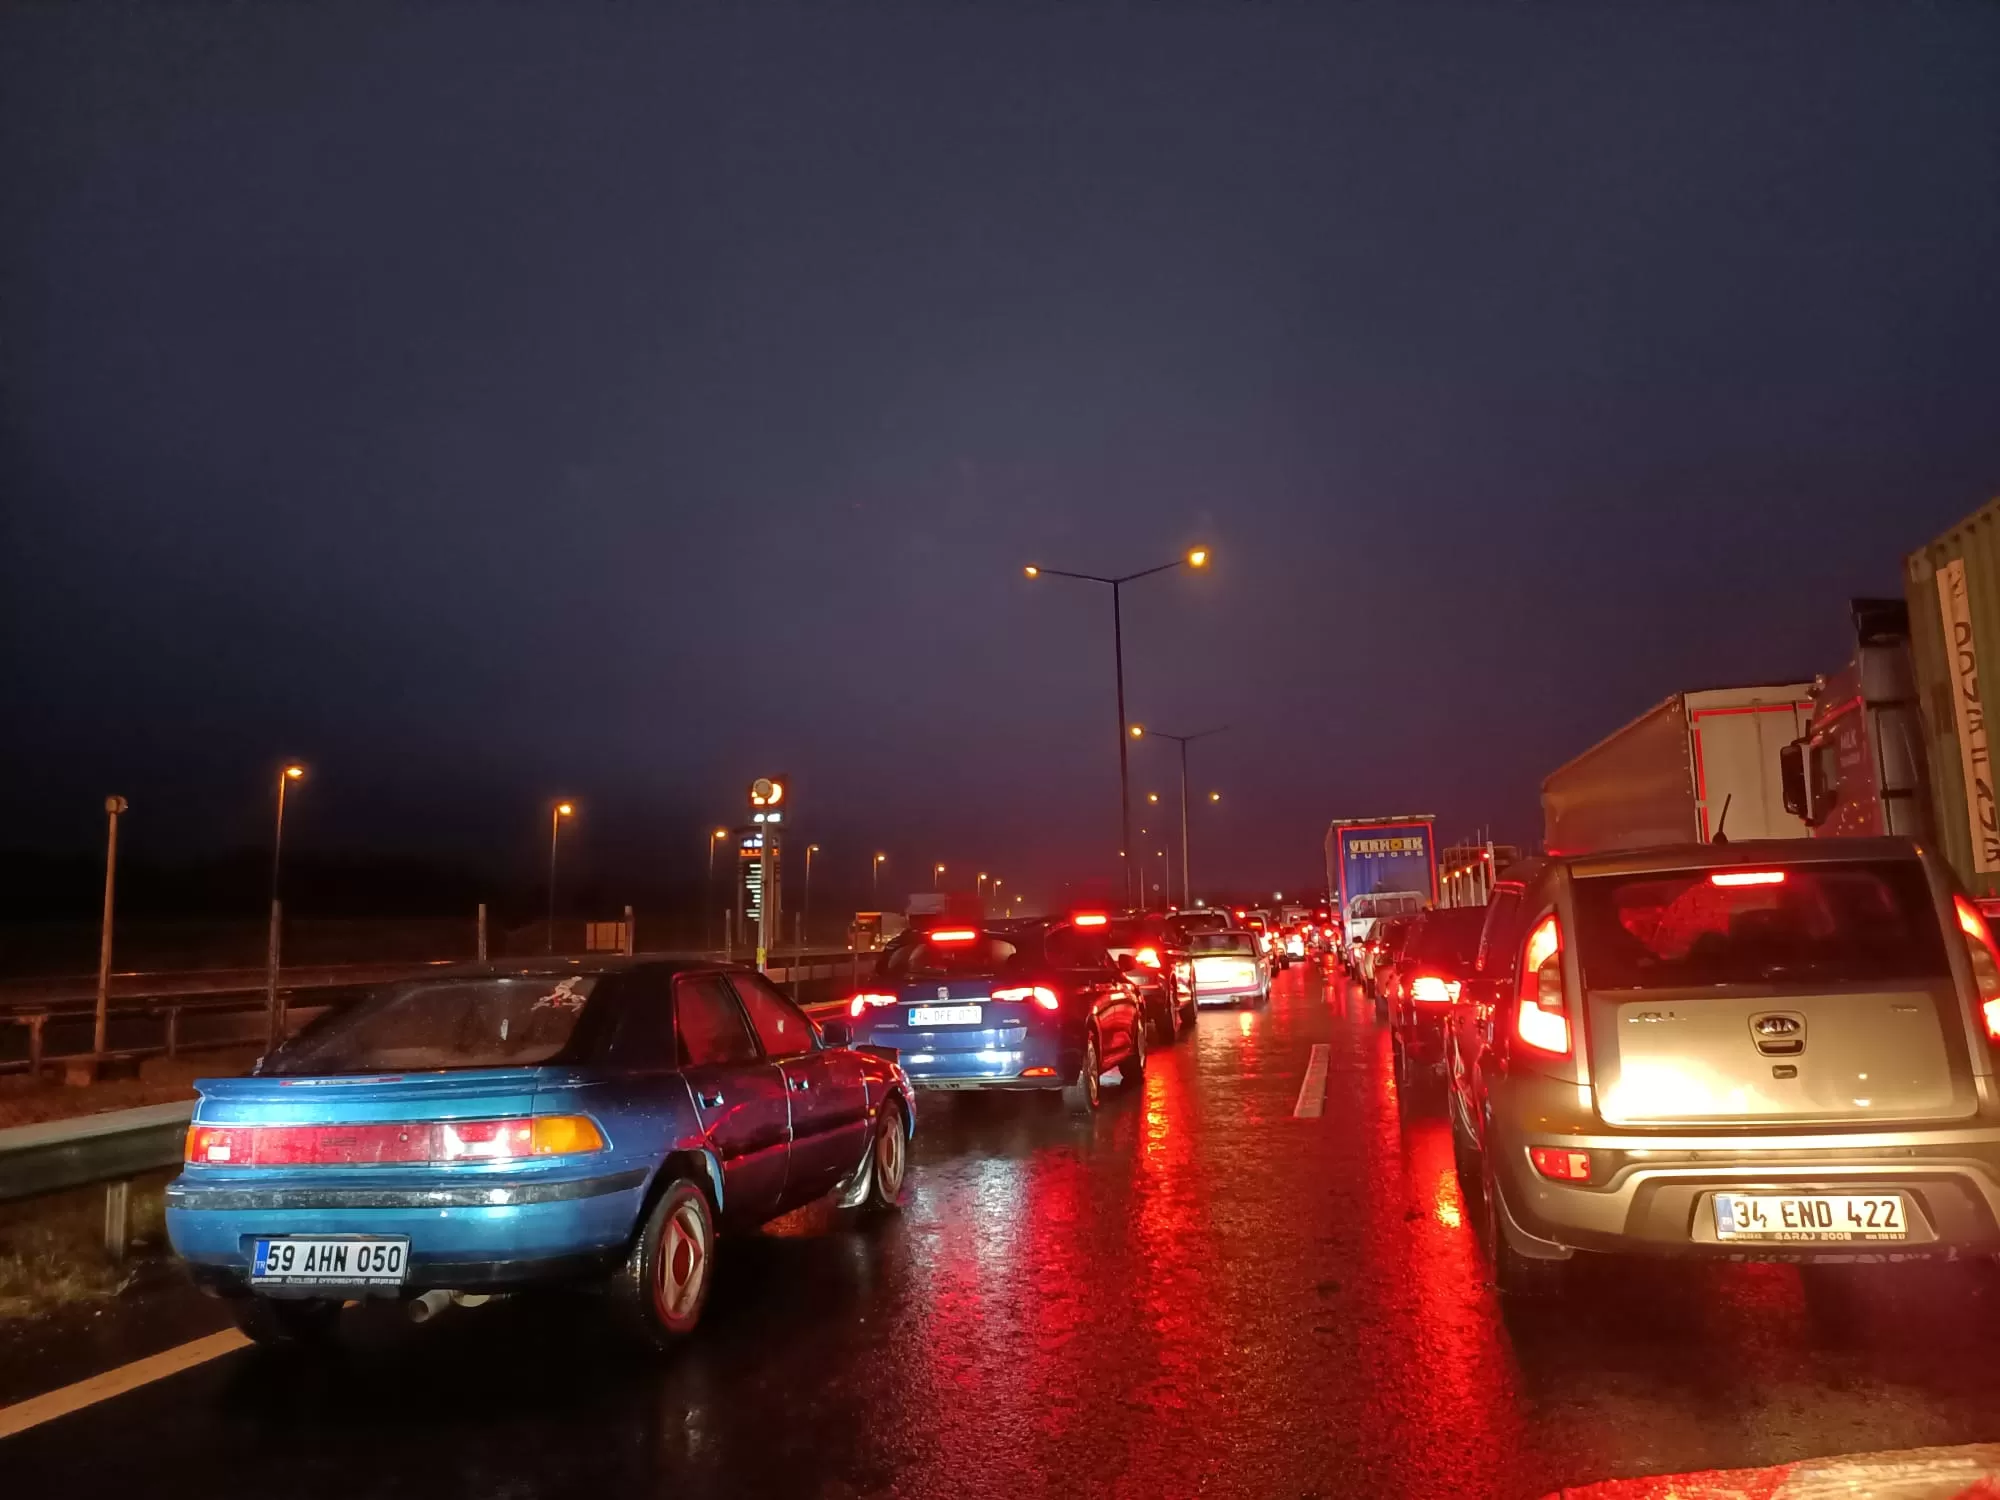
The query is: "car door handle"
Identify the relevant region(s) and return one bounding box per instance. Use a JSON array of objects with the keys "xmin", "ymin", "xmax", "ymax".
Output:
[
  {"xmin": 788, "ymin": 1076, "xmax": 812, "ymax": 1092},
  {"xmin": 697, "ymin": 1090, "xmax": 724, "ymax": 1108}
]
